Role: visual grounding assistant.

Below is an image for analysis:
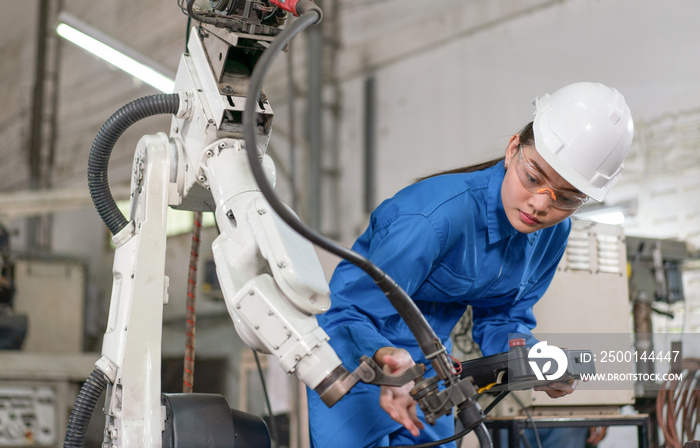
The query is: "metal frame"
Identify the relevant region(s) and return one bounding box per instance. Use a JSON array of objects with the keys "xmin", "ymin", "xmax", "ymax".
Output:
[{"xmin": 484, "ymin": 414, "xmax": 651, "ymax": 448}]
